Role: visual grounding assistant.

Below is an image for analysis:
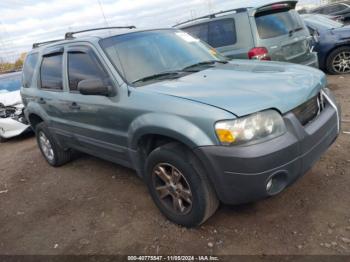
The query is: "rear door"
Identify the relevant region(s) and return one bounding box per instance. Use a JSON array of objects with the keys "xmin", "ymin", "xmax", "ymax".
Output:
[{"xmin": 251, "ymin": 3, "xmax": 312, "ymax": 64}]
